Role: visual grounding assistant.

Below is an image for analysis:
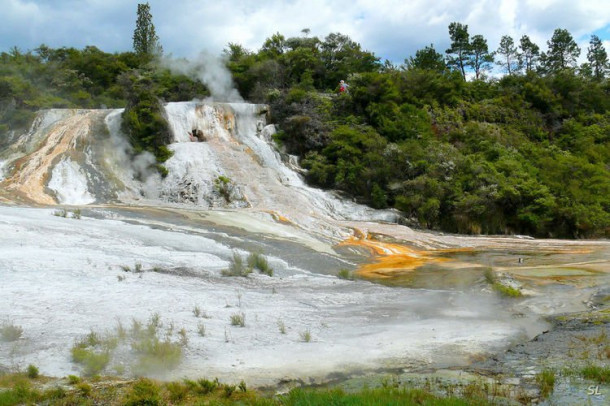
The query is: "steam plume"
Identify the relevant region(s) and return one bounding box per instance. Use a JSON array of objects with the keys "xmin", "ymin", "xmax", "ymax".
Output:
[{"xmin": 162, "ymin": 52, "xmax": 243, "ymax": 102}]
